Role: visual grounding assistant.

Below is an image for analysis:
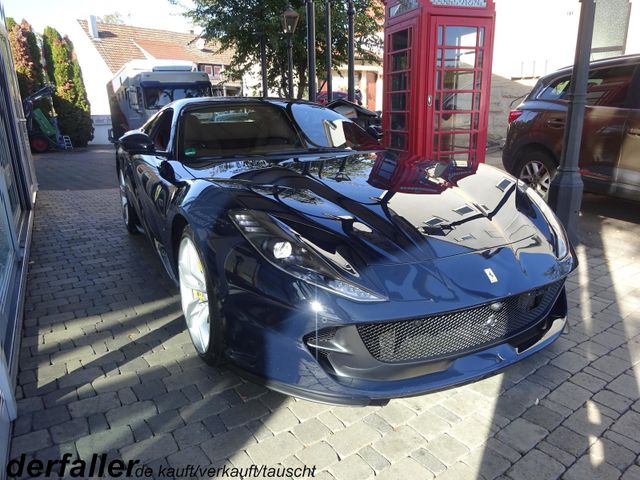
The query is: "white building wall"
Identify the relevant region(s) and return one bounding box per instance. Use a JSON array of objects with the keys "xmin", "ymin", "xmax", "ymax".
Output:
[
  {"xmin": 627, "ymin": 0, "xmax": 640, "ymax": 54},
  {"xmin": 65, "ymin": 21, "xmax": 114, "ymax": 144}
]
